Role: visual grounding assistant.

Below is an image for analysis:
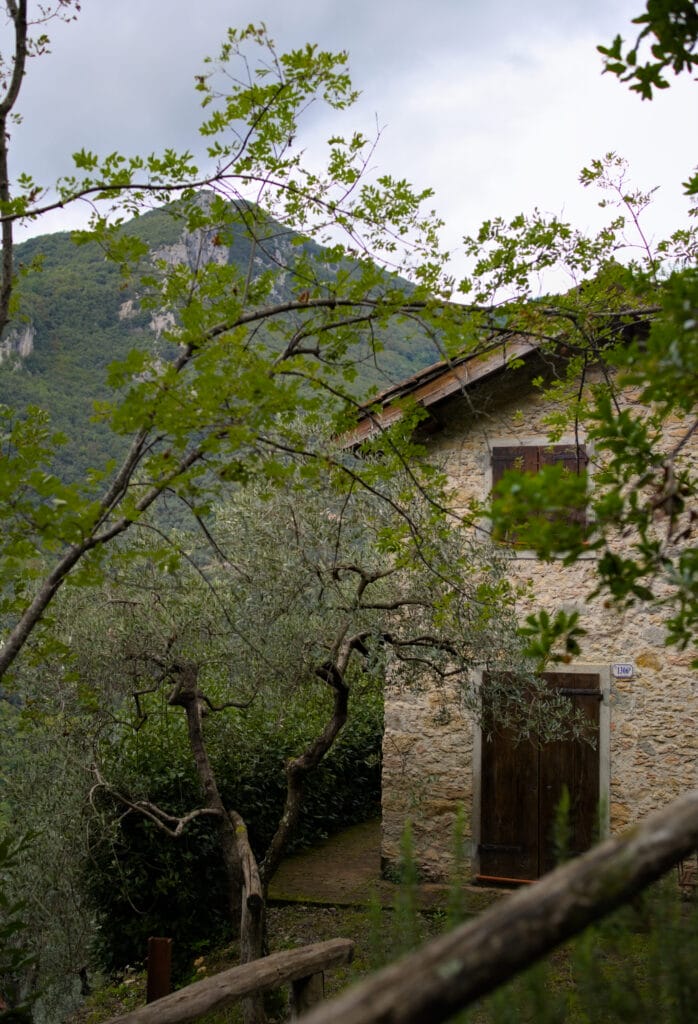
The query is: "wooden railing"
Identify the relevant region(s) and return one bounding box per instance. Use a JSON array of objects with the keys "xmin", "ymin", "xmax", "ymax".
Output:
[{"xmin": 103, "ymin": 938, "xmax": 354, "ymax": 1024}]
